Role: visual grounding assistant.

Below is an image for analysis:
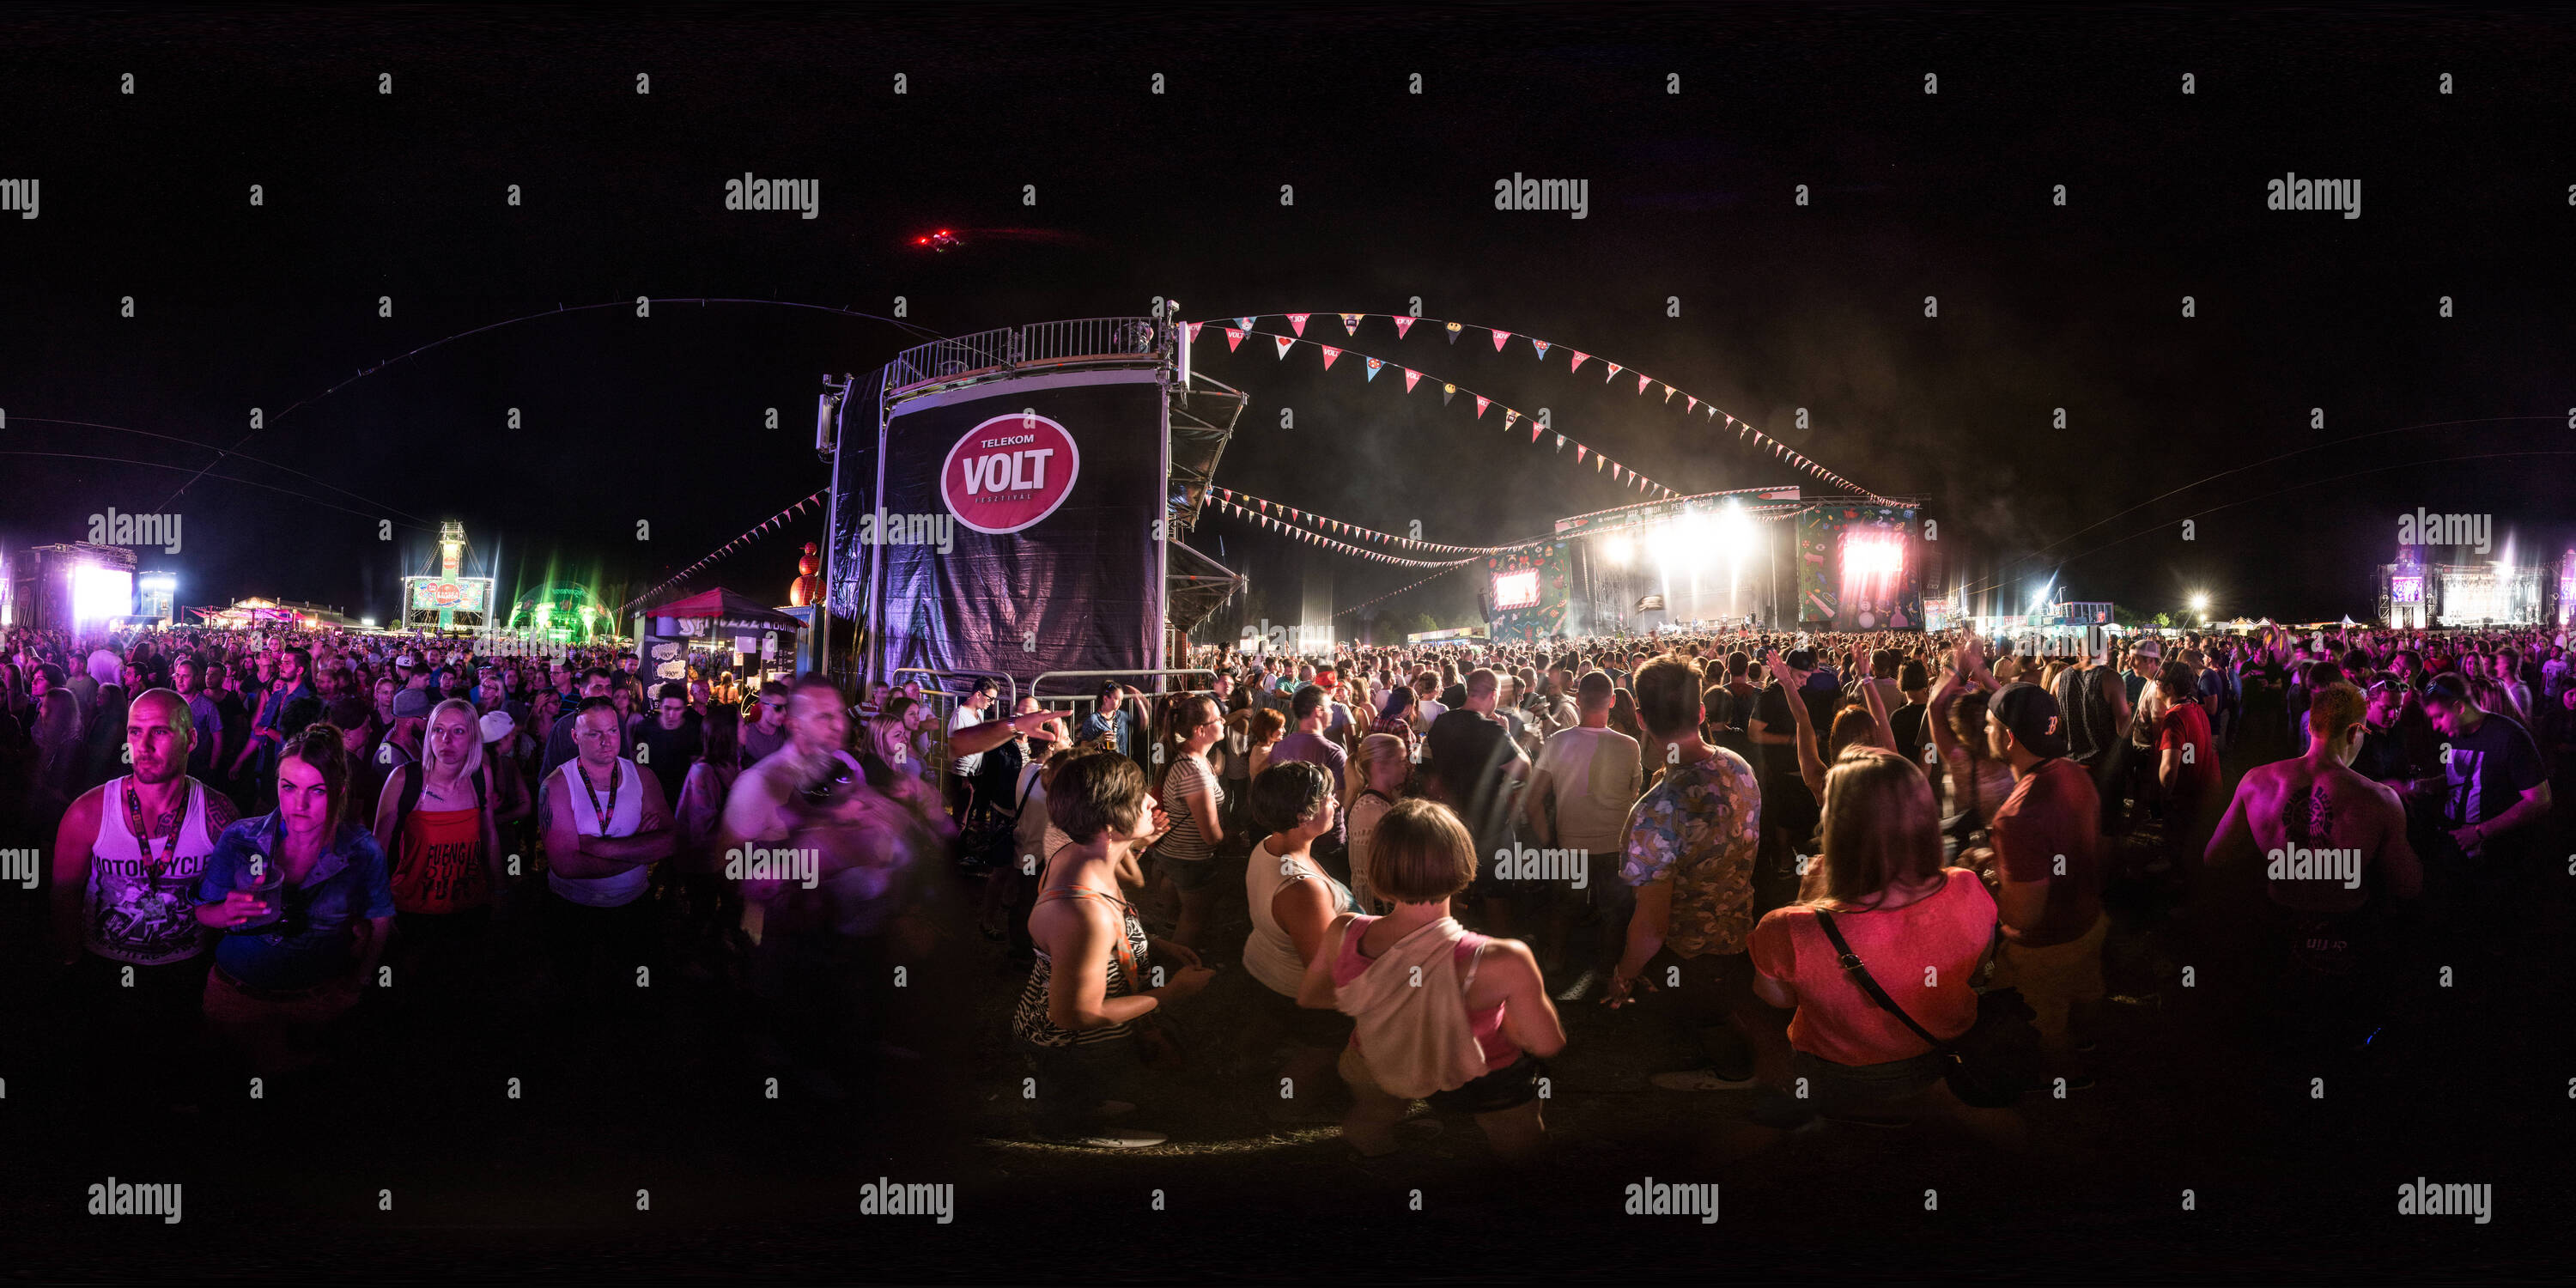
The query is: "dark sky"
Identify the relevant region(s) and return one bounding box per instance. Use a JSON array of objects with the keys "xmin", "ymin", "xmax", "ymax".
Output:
[{"xmin": 6, "ymin": 4, "xmax": 2573, "ymax": 630}]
